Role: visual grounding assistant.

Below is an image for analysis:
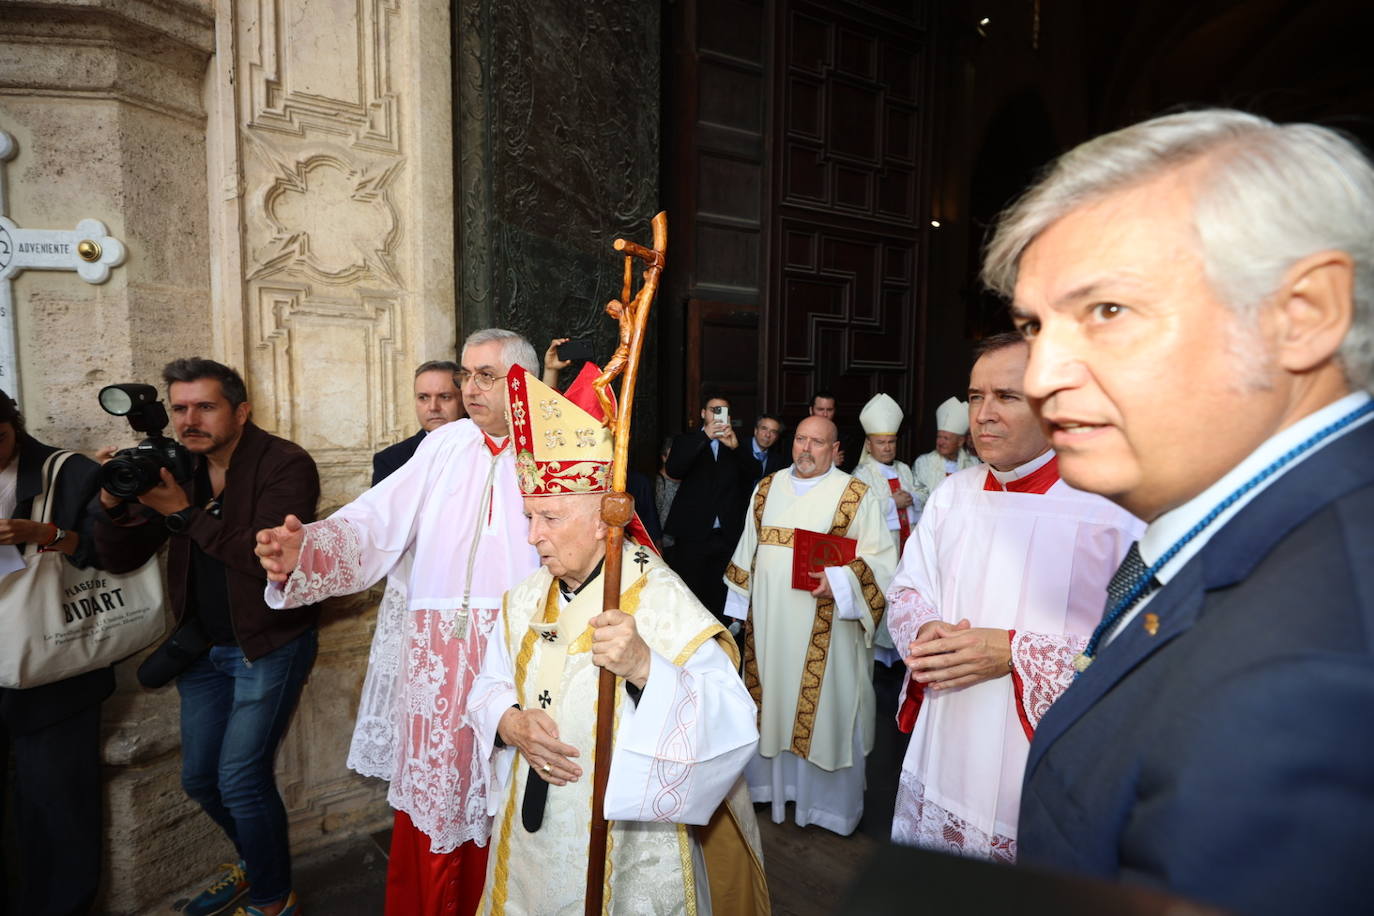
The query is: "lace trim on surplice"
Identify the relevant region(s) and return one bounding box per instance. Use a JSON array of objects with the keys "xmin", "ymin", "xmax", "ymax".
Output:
[
  {"xmin": 290, "ymin": 517, "xmax": 498, "ymax": 852},
  {"xmin": 884, "ymin": 586, "xmax": 941, "ymax": 657},
  {"xmin": 1010, "ymin": 630, "xmax": 1088, "ymax": 739},
  {"xmin": 892, "ymin": 771, "xmax": 1016, "ymax": 864},
  {"xmin": 282, "ymin": 516, "xmax": 367, "ymax": 604}
]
